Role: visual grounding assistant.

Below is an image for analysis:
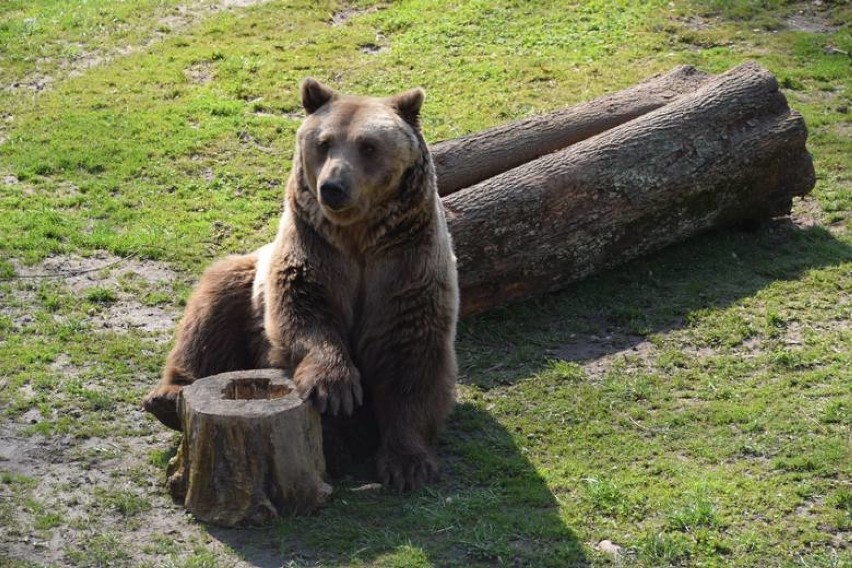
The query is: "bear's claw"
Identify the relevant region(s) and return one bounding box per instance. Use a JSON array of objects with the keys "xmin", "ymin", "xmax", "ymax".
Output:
[
  {"xmin": 377, "ymin": 448, "xmax": 439, "ymax": 492},
  {"xmin": 295, "ymin": 355, "xmax": 363, "ymax": 417}
]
